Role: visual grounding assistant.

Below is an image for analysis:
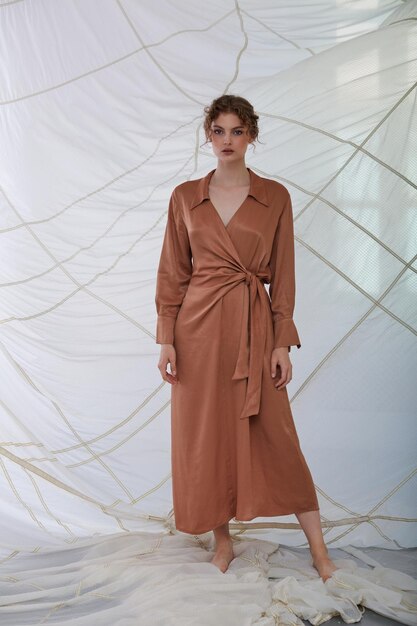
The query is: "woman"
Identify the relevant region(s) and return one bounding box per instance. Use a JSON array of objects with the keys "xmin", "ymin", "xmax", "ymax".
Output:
[{"xmin": 155, "ymin": 94, "xmax": 338, "ymax": 581}]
